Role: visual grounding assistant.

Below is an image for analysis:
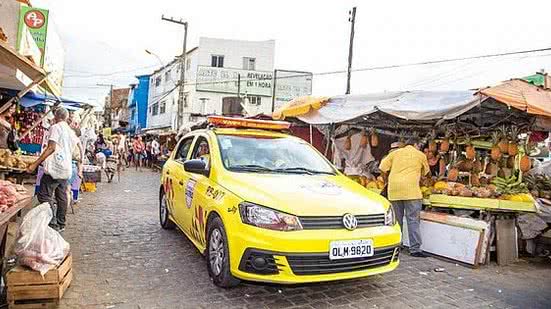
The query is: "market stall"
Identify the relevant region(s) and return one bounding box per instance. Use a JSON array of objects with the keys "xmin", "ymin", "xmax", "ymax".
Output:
[{"xmin": 274, "ymin": 82, "xmax": 551, "ymax": 266}]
